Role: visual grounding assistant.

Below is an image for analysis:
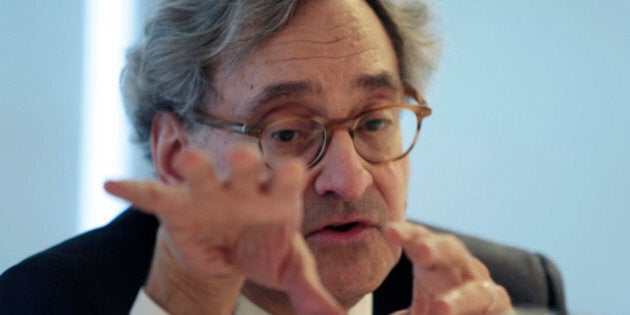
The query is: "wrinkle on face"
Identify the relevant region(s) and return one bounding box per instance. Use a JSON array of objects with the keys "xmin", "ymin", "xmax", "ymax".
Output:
[
  {"xmin": 255, "ymin": 0, "xmax": 385, "ymax": 71},
  {"xmin": 270, "ymin": 23, "xmax": 372, "ymax": 46},
  {"xmin": 264, "ymin": 27, "xmax": 378, "ymax": 65},
  {"xmin": 266, "ymin": 48, "xmax": 376, "ymax": 64}
]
